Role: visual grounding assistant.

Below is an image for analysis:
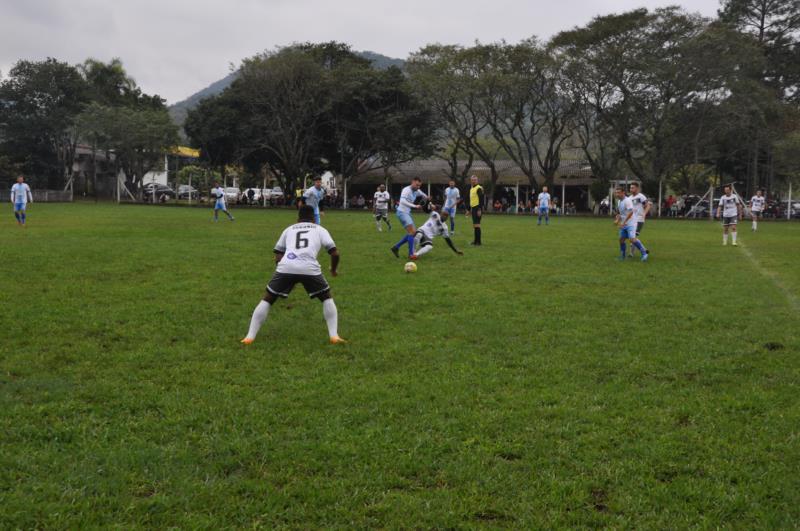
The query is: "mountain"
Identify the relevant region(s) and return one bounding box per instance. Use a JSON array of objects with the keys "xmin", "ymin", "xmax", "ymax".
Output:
[{"xmin": 168, "ymin": 50, "xmax": 406, "ymax": 129}]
